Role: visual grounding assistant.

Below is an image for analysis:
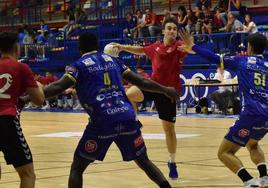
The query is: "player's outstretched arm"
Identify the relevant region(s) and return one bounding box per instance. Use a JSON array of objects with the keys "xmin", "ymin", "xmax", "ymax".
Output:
[
  {"xmin": 43, "ymin": 75, "xmax": 75, "ymax": 99},
  {"xmin": 178, "ymin": 29, "xmax": 221, "ymax": 64},
  {"xmin": 113, "ymin": 44, "xmax": 145, "ymax": 55},
  {"xmin": 178, "ymin": 29, "xmax": 237, "ymax": 69},
  {"xmin": 122, "ymin": 70, "xmax": 179, "ymax": 103}
]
